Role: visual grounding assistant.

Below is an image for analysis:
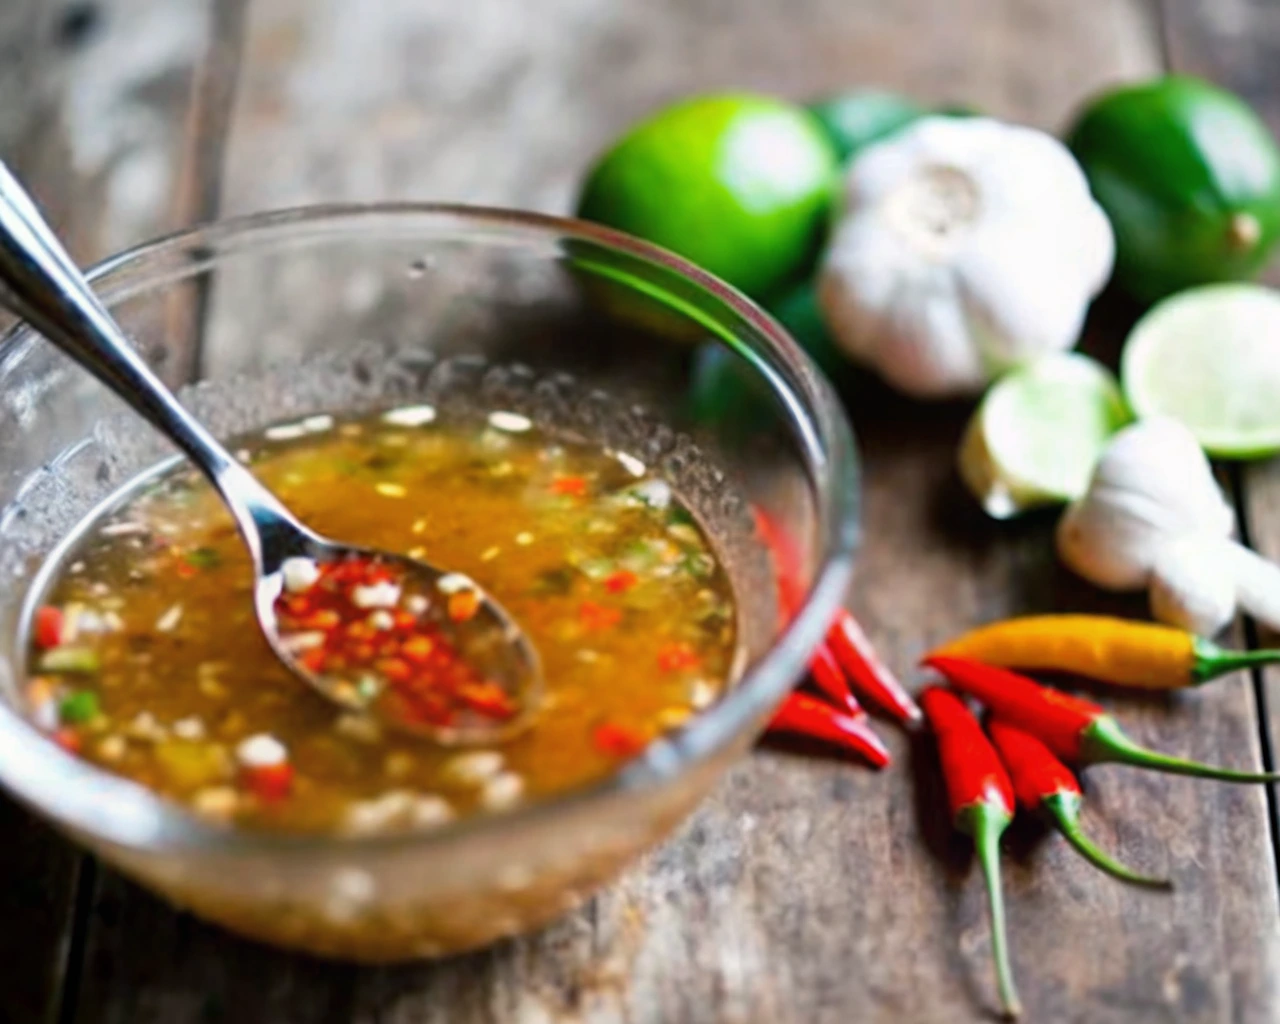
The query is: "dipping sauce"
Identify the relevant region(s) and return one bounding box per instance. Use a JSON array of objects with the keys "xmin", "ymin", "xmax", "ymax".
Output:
[{"xmin": 25, "ymin": 406, "xmax": 737, "ymax": 833}]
